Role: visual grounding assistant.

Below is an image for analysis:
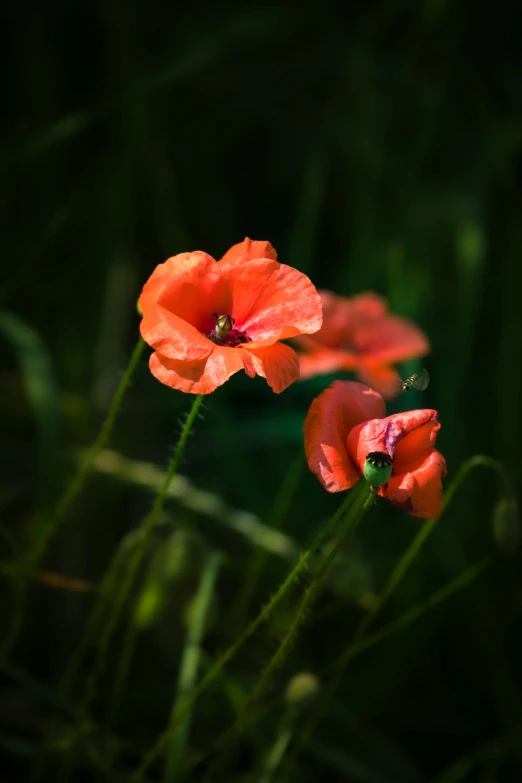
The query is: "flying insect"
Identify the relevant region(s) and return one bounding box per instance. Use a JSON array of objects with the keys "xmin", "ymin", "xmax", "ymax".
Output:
[{"xmin": 400, "ymin": 368, "xmax": 429, "ymax": 393}]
